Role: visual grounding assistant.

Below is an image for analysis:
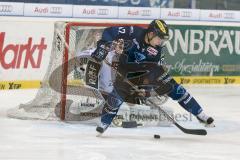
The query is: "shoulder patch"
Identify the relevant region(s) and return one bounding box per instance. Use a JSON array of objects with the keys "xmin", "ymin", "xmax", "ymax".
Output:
[{"xmin": 147, "ymin": 46, "xmax": 158, "ymax": 56}]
